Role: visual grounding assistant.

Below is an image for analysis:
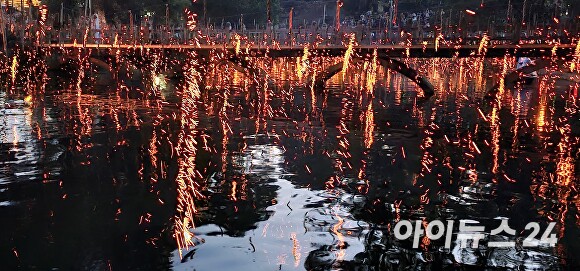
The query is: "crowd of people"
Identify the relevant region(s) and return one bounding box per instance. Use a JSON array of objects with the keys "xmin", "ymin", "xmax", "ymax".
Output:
[
  {"xmin": 15, "ymin": 4, "xmax": 575, "ymax": 47},
  {"xmin": 399, "ymin": 9, "xmax": 435, "ymax": 28}
]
